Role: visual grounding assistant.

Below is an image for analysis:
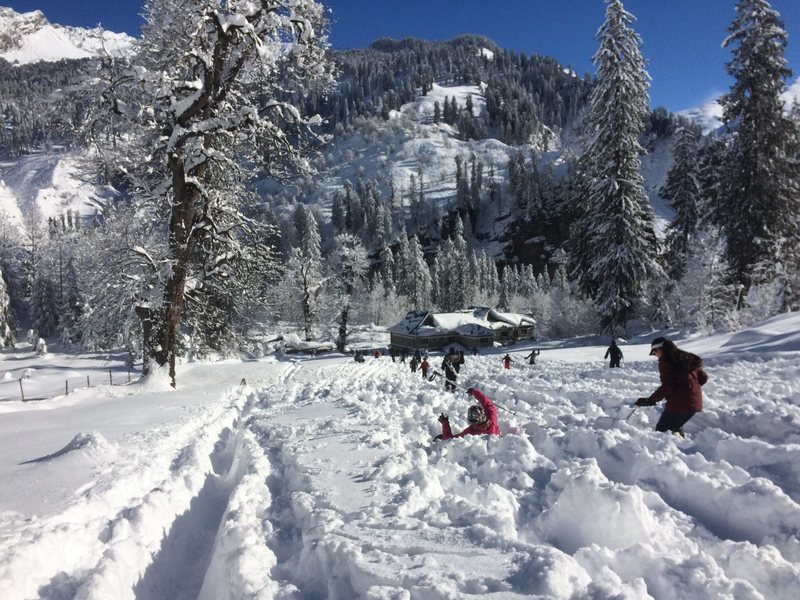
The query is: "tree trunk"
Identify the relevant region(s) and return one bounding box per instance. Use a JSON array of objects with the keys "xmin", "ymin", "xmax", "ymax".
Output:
[
  {"xmin": 337, "ymin": 305, "xmax": 349, "ymax": 352},
  {"xmin": 154, "ymin": 153, "xmax": 203, "ymax": 387},
  {"xmin": 135, "ymin": 304, "xmax": 154, "ymax": 376}
]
